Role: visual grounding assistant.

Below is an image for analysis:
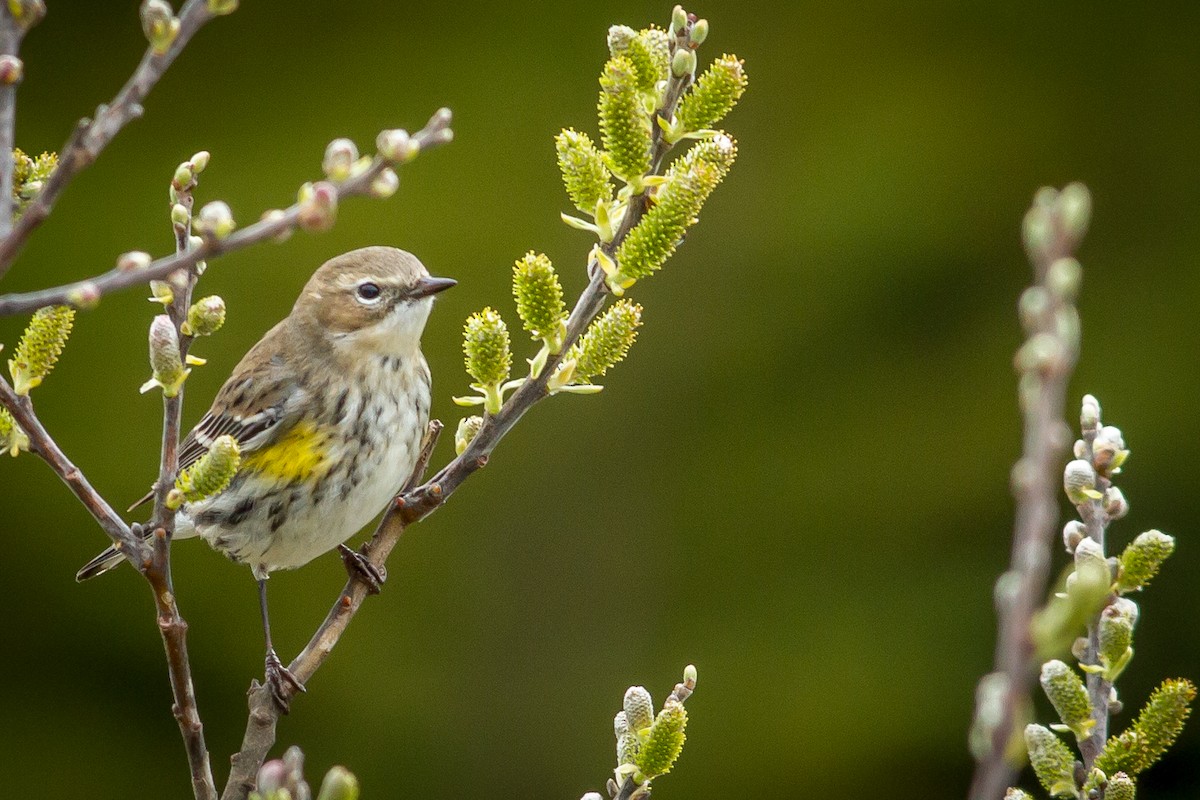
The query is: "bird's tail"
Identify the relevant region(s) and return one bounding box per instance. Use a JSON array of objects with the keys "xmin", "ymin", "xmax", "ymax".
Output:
[{"xmin": 76, "ymin": 530, "xmax": 154, "ymax": 582}]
